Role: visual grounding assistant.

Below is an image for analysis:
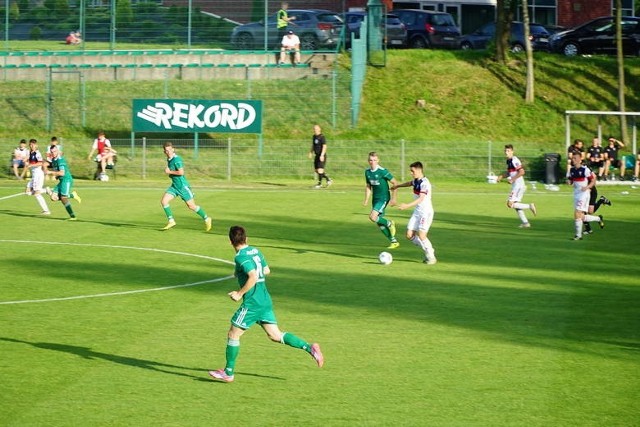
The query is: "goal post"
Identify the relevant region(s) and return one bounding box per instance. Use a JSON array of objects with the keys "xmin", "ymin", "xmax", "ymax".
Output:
[{"xmin": 565, "ymin": 110, "xmax": 639, "ymax": 155}]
